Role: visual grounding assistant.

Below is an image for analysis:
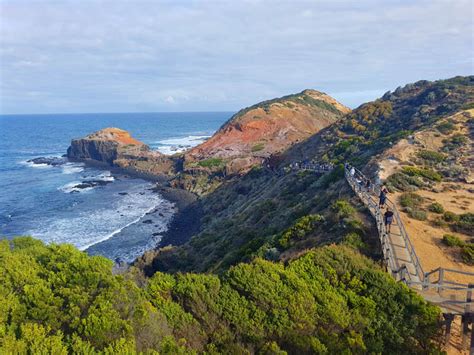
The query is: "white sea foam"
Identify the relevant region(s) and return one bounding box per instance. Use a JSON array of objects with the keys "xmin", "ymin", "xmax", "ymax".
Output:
[
  {"xmin": 26, "ymin": 184, "xmax": 172, "ymax": 254},
  {"xmin": 62, "ymin": 162, "xmax": 85, "ymax": 174},
  {"xmin": 78, "ymin": 203, "xmax": 158, "ymax": 251},
  {"xmin": 94, "ymin": 171, "xmax": 114, "ymax": 182},
  {"xmin": 153, "ymin": 135, "xmax": 211, "ymax": 155},
  {"xmin": 21, "ymin": 160, "xmax": 52, "ymax": 169},
  {"xmin": 58, "ymin": 181, "xmax": 94, "ymax": 193}
]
